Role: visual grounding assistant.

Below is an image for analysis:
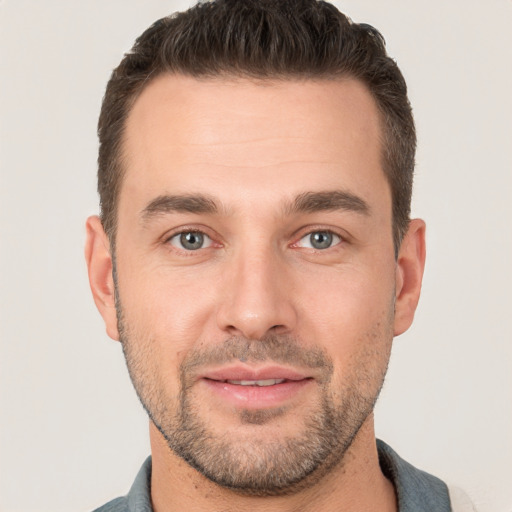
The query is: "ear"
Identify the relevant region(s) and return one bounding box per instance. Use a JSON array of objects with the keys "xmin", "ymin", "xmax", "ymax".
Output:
[
  {"xmin": 394, "ymin": 219, "xmax": 426, "ymax": 336},
  {"xmin": 85, "ymin": 216, "xmax": 120, "ymax": 341}
]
